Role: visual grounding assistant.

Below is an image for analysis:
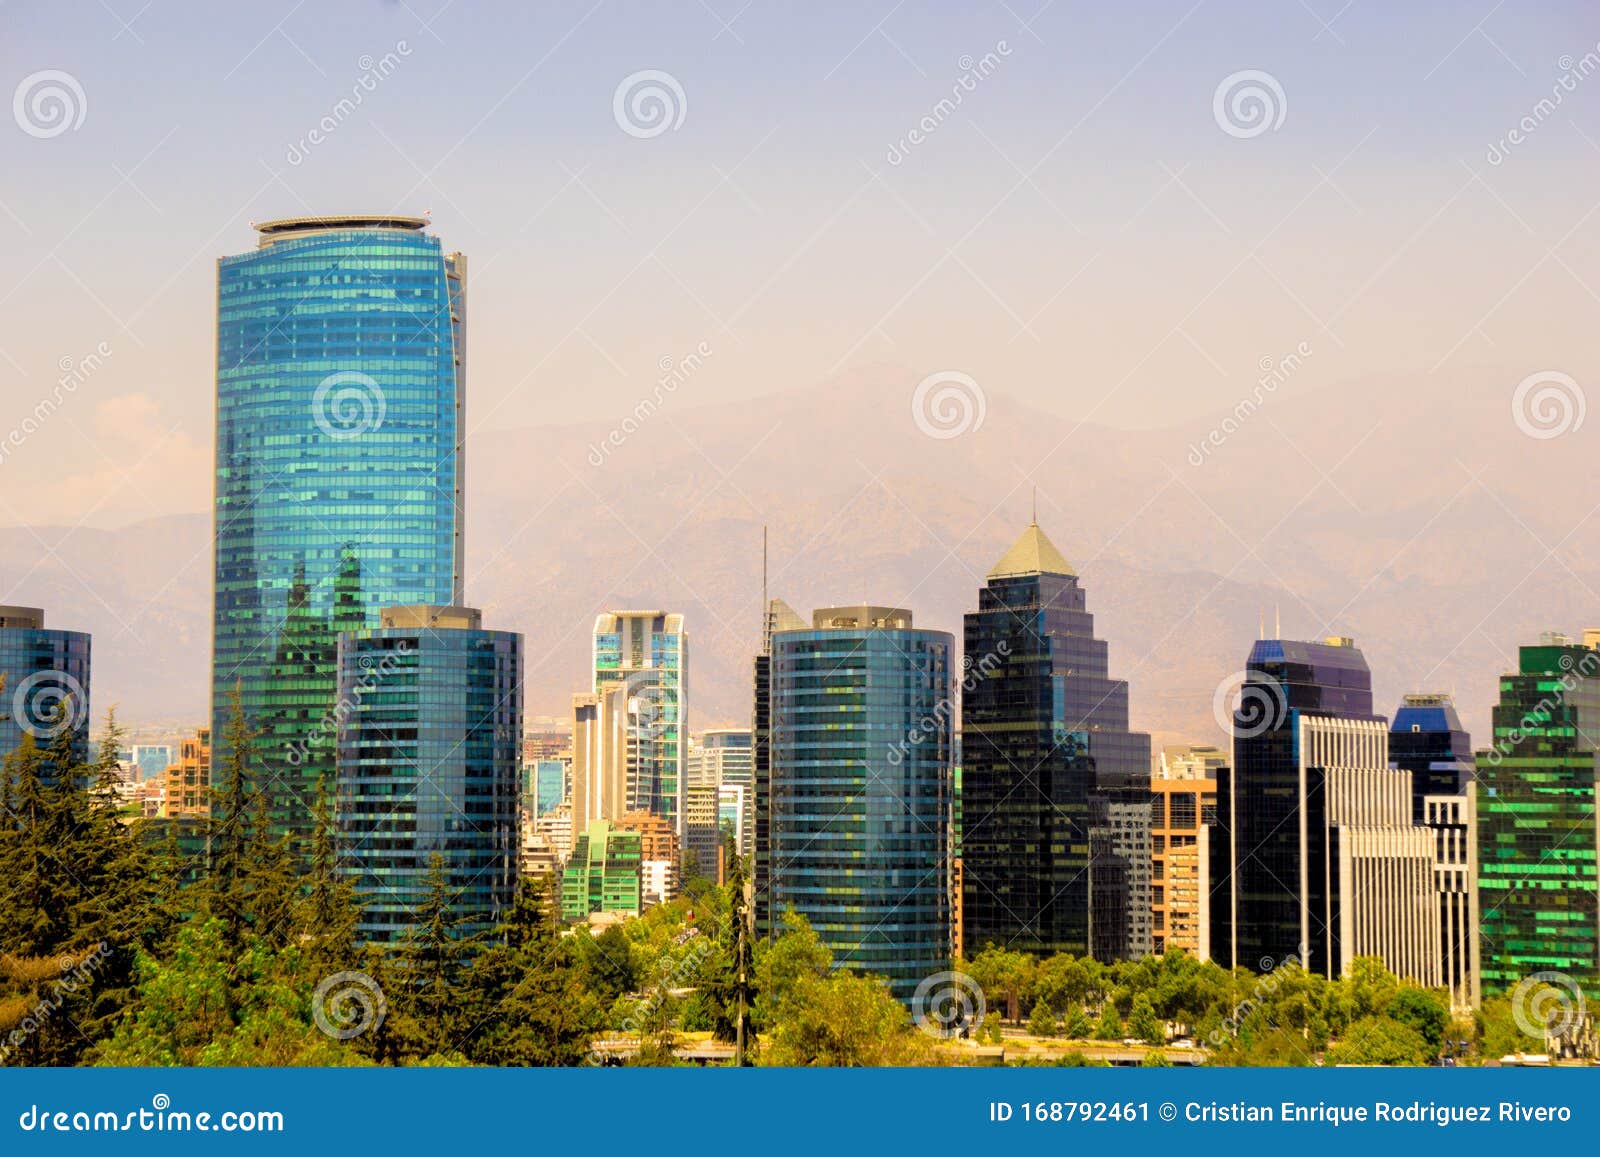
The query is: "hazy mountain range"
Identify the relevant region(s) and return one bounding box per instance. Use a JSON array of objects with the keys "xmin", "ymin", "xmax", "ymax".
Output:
[{"xmin": 4, "ymin": 363, "xmax": 1594, "ymax": 755}]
